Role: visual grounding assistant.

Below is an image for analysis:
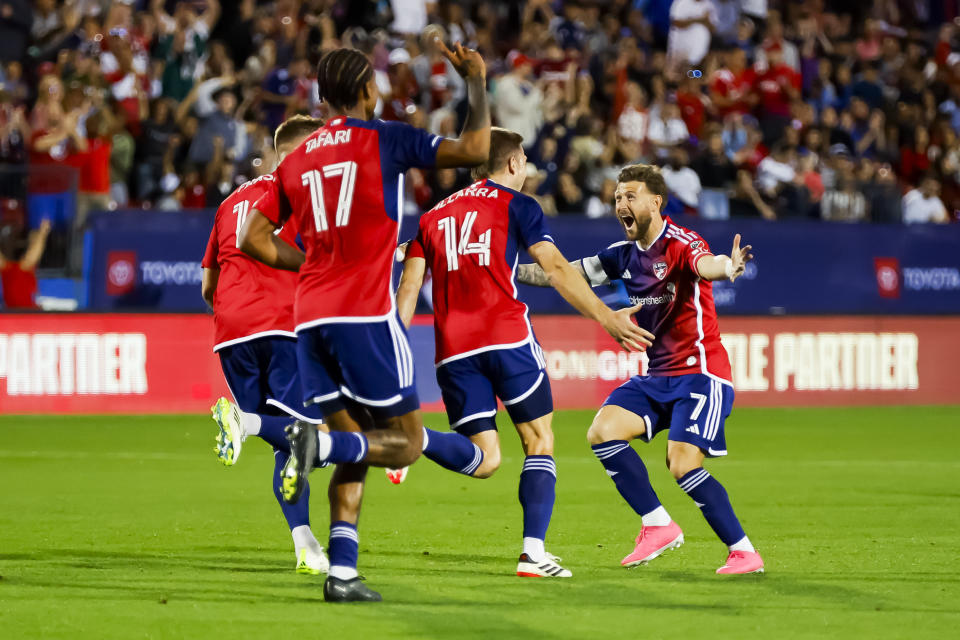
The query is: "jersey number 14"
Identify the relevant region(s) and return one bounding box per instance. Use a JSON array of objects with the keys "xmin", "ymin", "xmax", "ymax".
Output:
[
  {"xmin": 301, "ymin": 161, "xmax": 358, "ymax": 232},
  {"xmin": 438, "ymin": 211, "xmax": 491, "ymax": 271}
]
